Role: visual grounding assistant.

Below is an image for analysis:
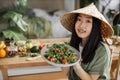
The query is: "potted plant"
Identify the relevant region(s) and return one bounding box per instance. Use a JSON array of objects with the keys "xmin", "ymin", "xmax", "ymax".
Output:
[{"xmin": 0, "ymin": 0, "xmax": 52, "ymax": 41}]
